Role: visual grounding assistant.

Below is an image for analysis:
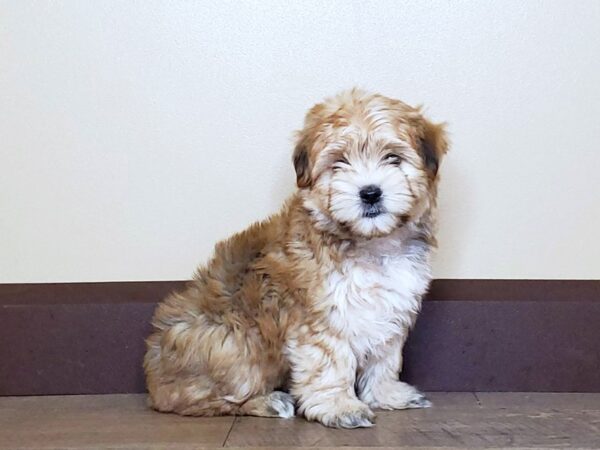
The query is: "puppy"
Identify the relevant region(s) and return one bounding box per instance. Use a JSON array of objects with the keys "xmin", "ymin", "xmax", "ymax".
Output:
[{"xmin": 144, "ymin": 89, "xmax": 448, "ymax": 428}]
